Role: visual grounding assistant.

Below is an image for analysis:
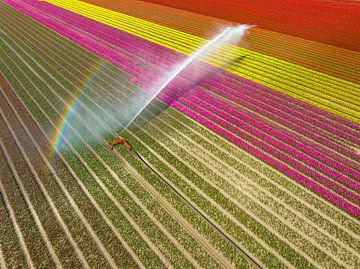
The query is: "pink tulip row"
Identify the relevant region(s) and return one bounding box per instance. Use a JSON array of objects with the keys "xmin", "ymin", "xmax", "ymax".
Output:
[{"xmin": 6, "ymin": 0, "xmax": 360, "ymax": 218}]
